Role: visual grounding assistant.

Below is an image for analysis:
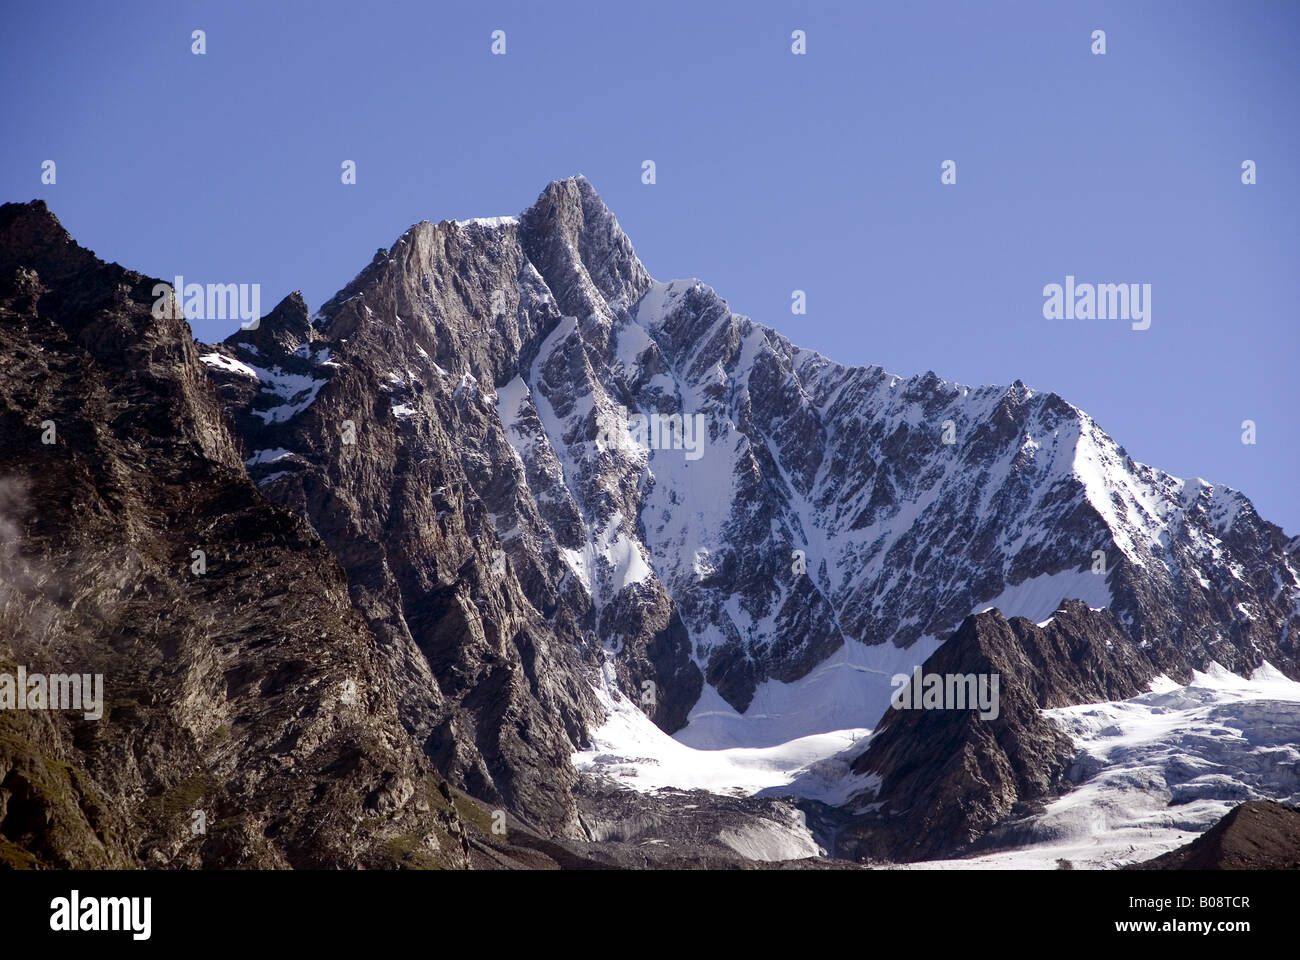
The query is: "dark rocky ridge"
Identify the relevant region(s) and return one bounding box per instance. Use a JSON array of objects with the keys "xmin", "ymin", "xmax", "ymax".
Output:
[
  {"xmin": 0, "ymin": 200, "xmax": 469, "ymax": 868},
  {"xmin": 841, "ymin": 602, "xmax": 1156, "ymax": 862}
]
